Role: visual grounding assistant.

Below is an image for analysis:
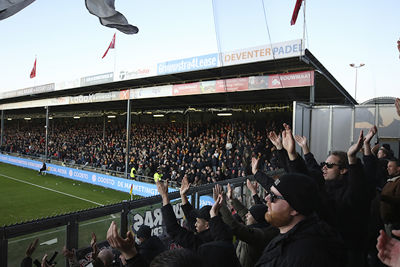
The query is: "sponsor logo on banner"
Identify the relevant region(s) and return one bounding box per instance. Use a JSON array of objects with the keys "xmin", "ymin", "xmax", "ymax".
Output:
[
  {"xmin": 172, "ymin": 82, "xmax": 201, "ymax": 96},
  {"xmin": 268, "ymin": 71, "xmax": 314, "ymax": 89},
  {"xmin": 69, "ymin": 91, "xmax": 126, "ymax": 104},
  {"xmin": 249, "ymin": 76, "xmax": 268, "ymax": 90},
  {"xmin": 2, "ymin": 83, "xmax": 55, "ymax": 99},
  {"xmin": 80, "ymin": 72, "xmax": 114, "ymax": 86},
  {"xmin": 119, "ymin": 90, "xmax": 130, "ymax": 100},
  {"xmin": 157, "ymin": 53, "xmax": 219, "ymax": 75},
  {"xmin": 55, "ymin": 79, "xmax": 80, "ymax": 91},
  {"xmin": 216, "ymin": 77, "xmax": 249, "ymax": 92},
  {"xmin": 222, "ymin": 39, "xmax": 303, "ymax": 66},
  {"xmin": 132, "ymin": 85, "xmax": 173, "ymax": 99},
  {"xmin": 119, "ymin": 68, "xmax": 152, "ymax": 80}
]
